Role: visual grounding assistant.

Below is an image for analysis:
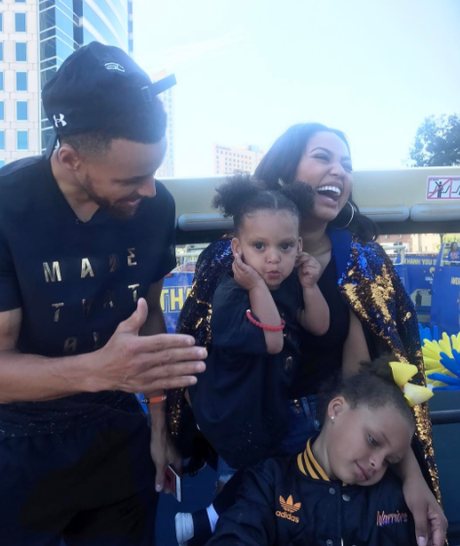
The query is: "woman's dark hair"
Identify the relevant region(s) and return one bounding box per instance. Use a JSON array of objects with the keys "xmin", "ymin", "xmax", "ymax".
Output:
[
  {"xmin": 254, "ymin": 123, "xmax": 379, "ymax": 242},
  {"xmin": 213, "ymin": 174, "xmax": 314, "ymax": 235},
  {"xmin": 317, "ymin": 356, "xmax": 416, "ymax": 429},
  {"xmin": 59, "ymin": 97, "xmax": 167, "ymax": 155}
]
